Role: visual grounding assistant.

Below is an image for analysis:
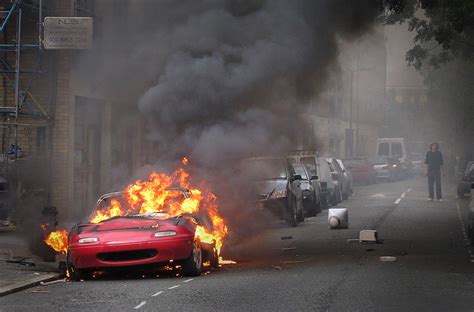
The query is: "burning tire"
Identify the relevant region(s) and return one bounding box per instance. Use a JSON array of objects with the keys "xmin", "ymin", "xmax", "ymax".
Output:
[
  {"xmin": 66, "ymin": 252, "xmax": 92, "ymax": 281},
  {"xmin": 182, "ymin": 239, "xmax": 203, "ymax": 276}
]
